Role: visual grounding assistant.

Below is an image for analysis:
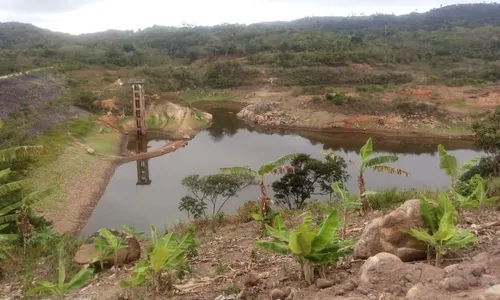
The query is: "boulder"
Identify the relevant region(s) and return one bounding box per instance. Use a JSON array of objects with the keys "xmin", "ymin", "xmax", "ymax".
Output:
[
  {"xmin": 359, "ymin": 253, "xmax": 405, "ymax": 288},
  {"xmin": 73, "ymin": 229, "xmax": 141, "ymax": 265},
  {"xmin": 484, "ymin": 284, "xmax": 500, "ymax": 299},
  {"xmin": 354, "ymin": 199, "xmax": 427, "ymax": 262}
]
